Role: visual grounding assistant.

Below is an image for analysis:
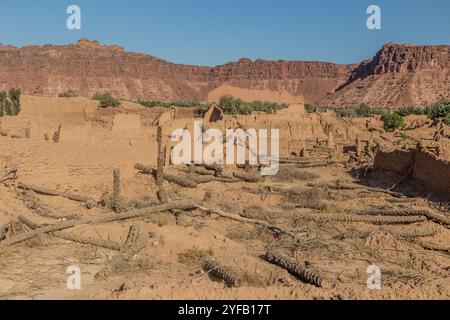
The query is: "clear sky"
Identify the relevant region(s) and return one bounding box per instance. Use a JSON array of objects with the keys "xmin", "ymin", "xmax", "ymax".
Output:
[{"xmin": 0, "ymin": 0, "xmax": 449, "ymax": 66}]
